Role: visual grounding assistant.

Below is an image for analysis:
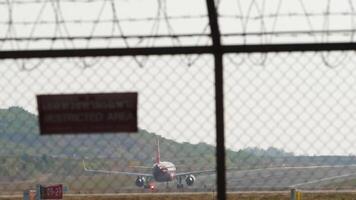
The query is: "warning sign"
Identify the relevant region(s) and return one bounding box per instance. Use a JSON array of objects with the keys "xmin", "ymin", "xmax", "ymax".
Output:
[
  {"xmin": 40, "ymin": 184, "xmax": 63, "ymax": 199},
  {"xmin": 37, "ymin": 92, "xmax": 138, "ymax": 134}
]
